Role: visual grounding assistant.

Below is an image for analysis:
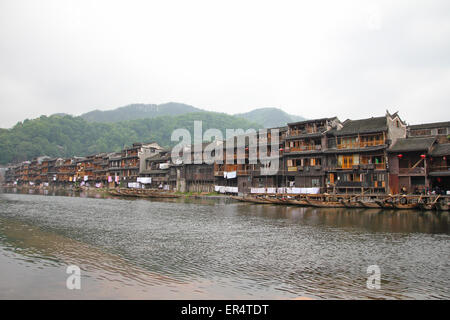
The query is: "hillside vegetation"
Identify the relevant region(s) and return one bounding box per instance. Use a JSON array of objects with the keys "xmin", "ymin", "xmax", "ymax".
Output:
[
  {"xmin": 0, "ymin": 113, "xmax": 261, "ymax": 164},
  {"xmin": 235, "ymin": 107, "xmax": 306, "ymax": 128},
  {"xmin": 80, "ymin": 102, "xmax": 202, "ymax": 123}
]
